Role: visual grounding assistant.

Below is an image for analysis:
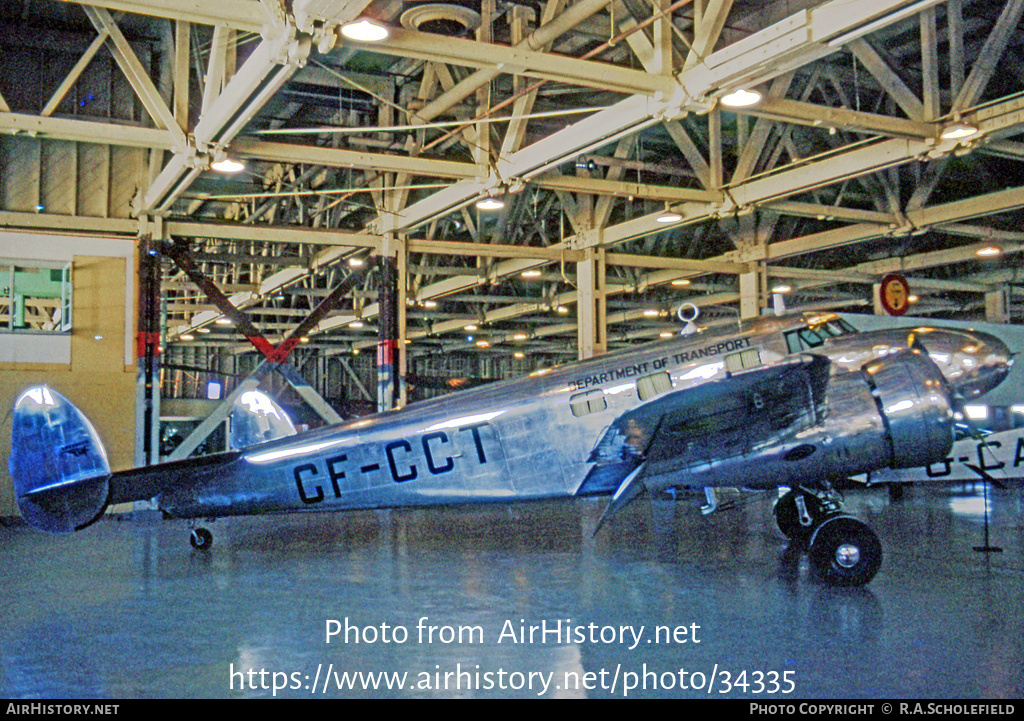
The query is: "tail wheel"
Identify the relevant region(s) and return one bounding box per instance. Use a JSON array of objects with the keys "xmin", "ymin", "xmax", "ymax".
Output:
[
  {"xmin": 809, "ymin": 516, "xmax": 882, "ymax": 587},
  {"xmin": 190, "ymin": 527, "xmax": 213, "ymax": 550}
]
